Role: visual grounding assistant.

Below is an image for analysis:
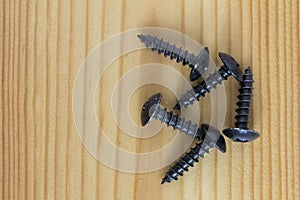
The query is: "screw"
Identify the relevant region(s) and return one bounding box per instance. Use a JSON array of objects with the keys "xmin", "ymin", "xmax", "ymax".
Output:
[
  {"xmin": 141, "ymin": 93, "xmax": 203, "ymax": 139},
  {"xmin": 173, "ymin": 52, "xmax": 244, "ymax": 110},
  {"xmin": 161, "ymin": 123, "xmax": 226, "ymax": 184},
  {"xmin": 222, "ymin": 67, "xmax": 260, "ymax": 142},
  {"xmin": 137, "ymin": 34, "xmax": 210, "ymax": 81}
]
